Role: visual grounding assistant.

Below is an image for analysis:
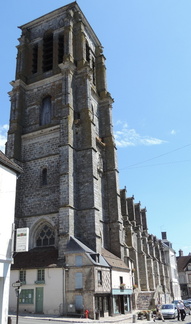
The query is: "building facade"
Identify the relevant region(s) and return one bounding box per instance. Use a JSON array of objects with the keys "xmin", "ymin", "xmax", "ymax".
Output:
[
  {"xmin": 177, "ymin": 250, "xmax": 191, "ymax": 299},
  {"xmin": 120, "ymin": 190, "xmax": 181, "ymax": 309},
  {"xmin": 6, "ymin": 2, "xmax": 180, "ymax": 318},
  {"xmin": 0, "ymin": 151, "xmax": 22, "ymax": 324},
  {"xmin": 7, "ymin": 2, "xmax": 133, "ymax": 319}
]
